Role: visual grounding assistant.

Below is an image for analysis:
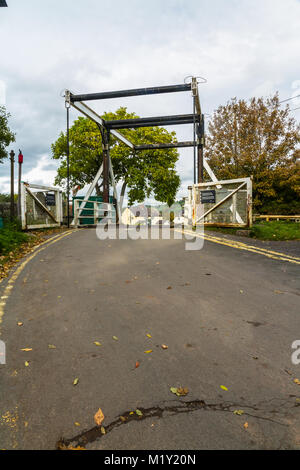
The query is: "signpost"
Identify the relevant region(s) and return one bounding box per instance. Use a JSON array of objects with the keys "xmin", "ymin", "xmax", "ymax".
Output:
[
  {"xmin": 45, "ymin": 193, "xmax": 56, "ymax": 206},
  {"xmin": 18, "ymin": 150, "xmax": 23, "ymax": 218},
  {"xmin": 10, "ymin": 150, "xmax": 15, "ymax": 221},
  {"xmin": 201, "ymin": 190, "xmax": 216, "ymax": 204}
]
